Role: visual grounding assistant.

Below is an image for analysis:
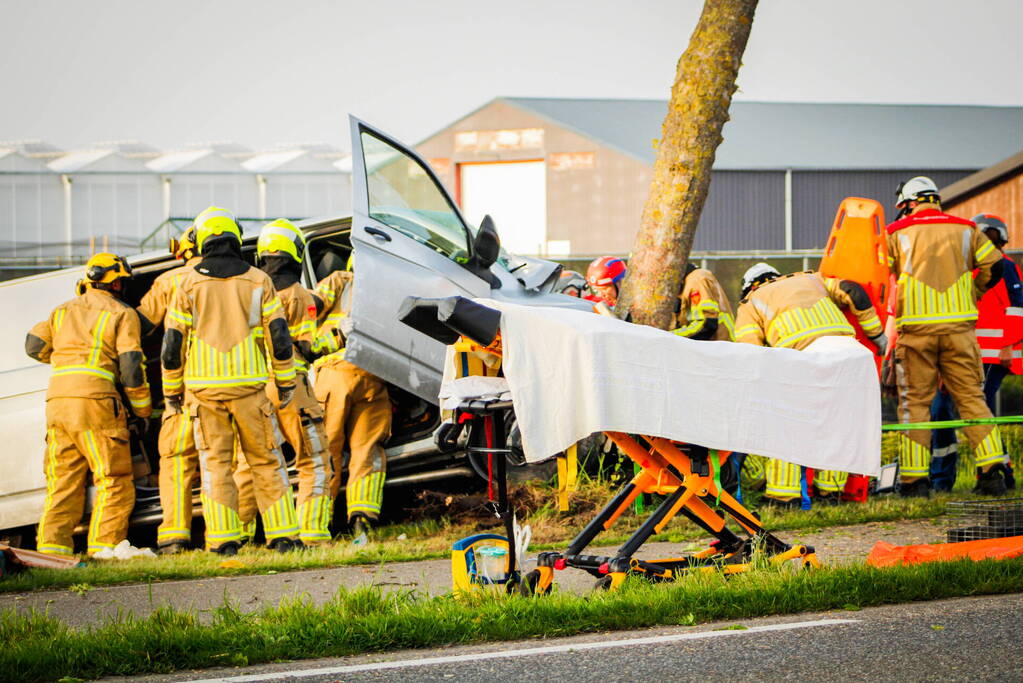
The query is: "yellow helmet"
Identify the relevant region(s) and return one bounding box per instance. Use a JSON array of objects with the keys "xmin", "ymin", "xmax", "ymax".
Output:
[
  {"xmin": 257, "ymin": 218, "xmax": 306, "ymax": 263},
  {"xmin": 194, "ymin": 206, "xmax": 242, "ymax": 254},
  {"xmin": 83, "ymin": 252, "xmax": 132, "ymax": 290},
  {"xmin": 168, "ymin": 225, "xmax": 198, "ymax": 260}
]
